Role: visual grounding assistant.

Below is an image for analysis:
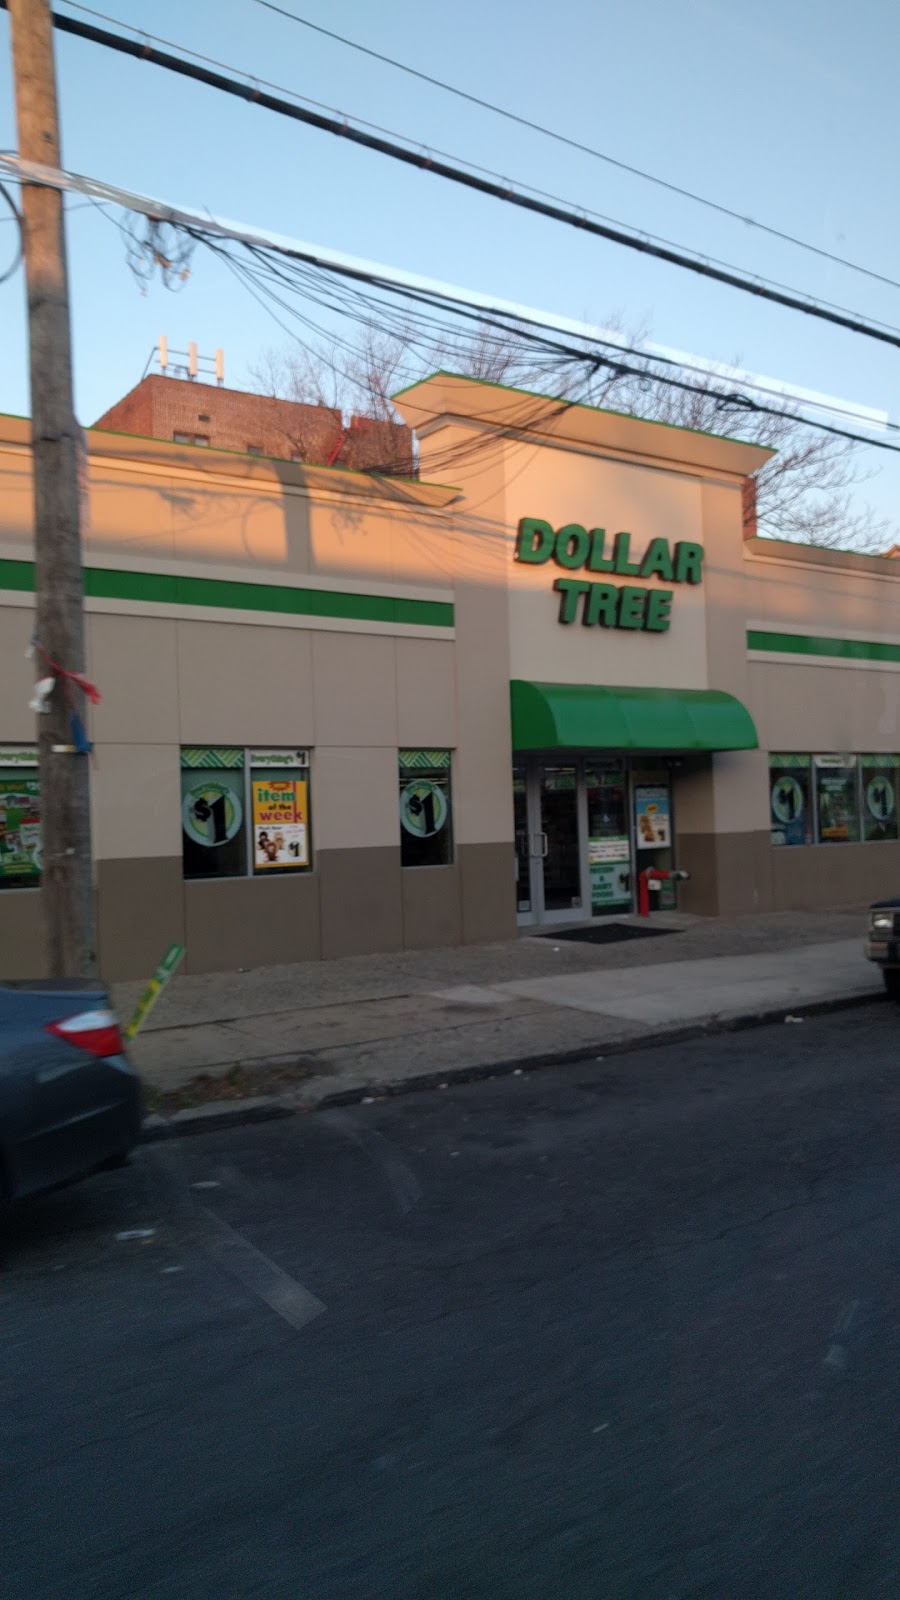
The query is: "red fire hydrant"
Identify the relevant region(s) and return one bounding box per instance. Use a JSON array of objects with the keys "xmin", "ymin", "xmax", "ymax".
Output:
[{"xmin": 638, "ymin": 866, "xmax": 690, "ymax": 916}]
